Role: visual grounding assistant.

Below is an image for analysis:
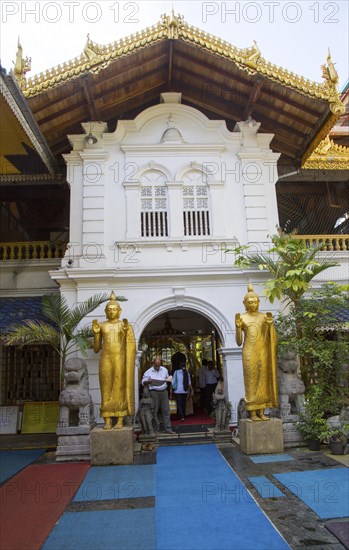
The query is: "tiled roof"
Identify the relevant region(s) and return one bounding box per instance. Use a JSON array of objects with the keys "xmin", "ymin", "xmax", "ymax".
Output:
[
  {"xmin": 302, "ymin": 300, "xmax": 349, "ymax": 332},
  {"xmin": 320, "ymin": 306, "xmax": 349, "ymax": 332}
]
